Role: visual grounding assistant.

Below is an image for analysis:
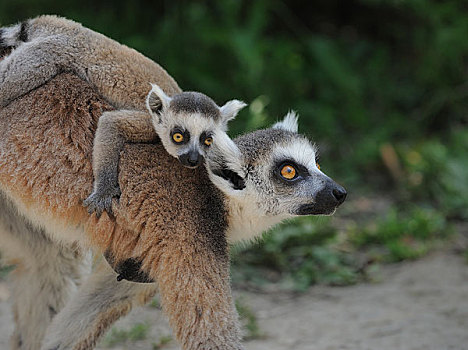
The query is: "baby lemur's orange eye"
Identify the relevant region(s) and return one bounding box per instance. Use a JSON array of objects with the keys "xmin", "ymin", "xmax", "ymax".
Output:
[
  {"xmin": 172, "ymin": 133, "xmax": 184, "ymax": 143},
  {"xmin": 316, "ymin": 162, "xmax": 321, "ymax": 170},
  {"xmin": 280, "ymin": 164, "xmax": 296, "ymax": 180},
  {"xmin": 204, "ymin": 137, "xmax": 213, "ymax": 146}
]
